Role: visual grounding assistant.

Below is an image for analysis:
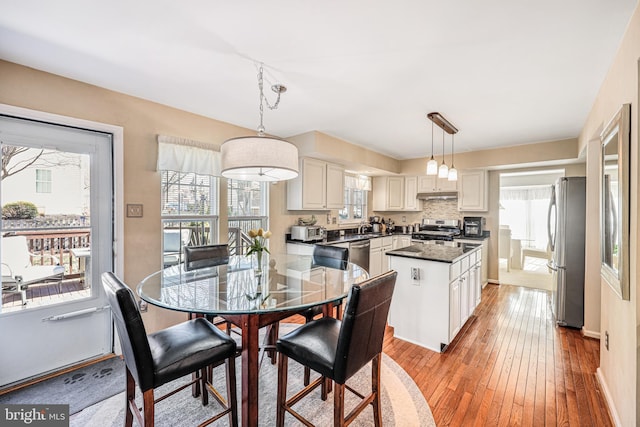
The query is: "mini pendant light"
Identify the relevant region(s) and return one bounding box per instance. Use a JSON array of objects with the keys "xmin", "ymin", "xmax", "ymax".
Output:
[
  {"xmin": 426, "ymin": 120, "xmax": 438, "ymax": 175},
  {"xmin": 448, "ymin": 133, "xmax": 458, "ymax": 181},
  {"xmin": 438, "ymin": 128, "xmax": 449, "ymax": 178}
]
